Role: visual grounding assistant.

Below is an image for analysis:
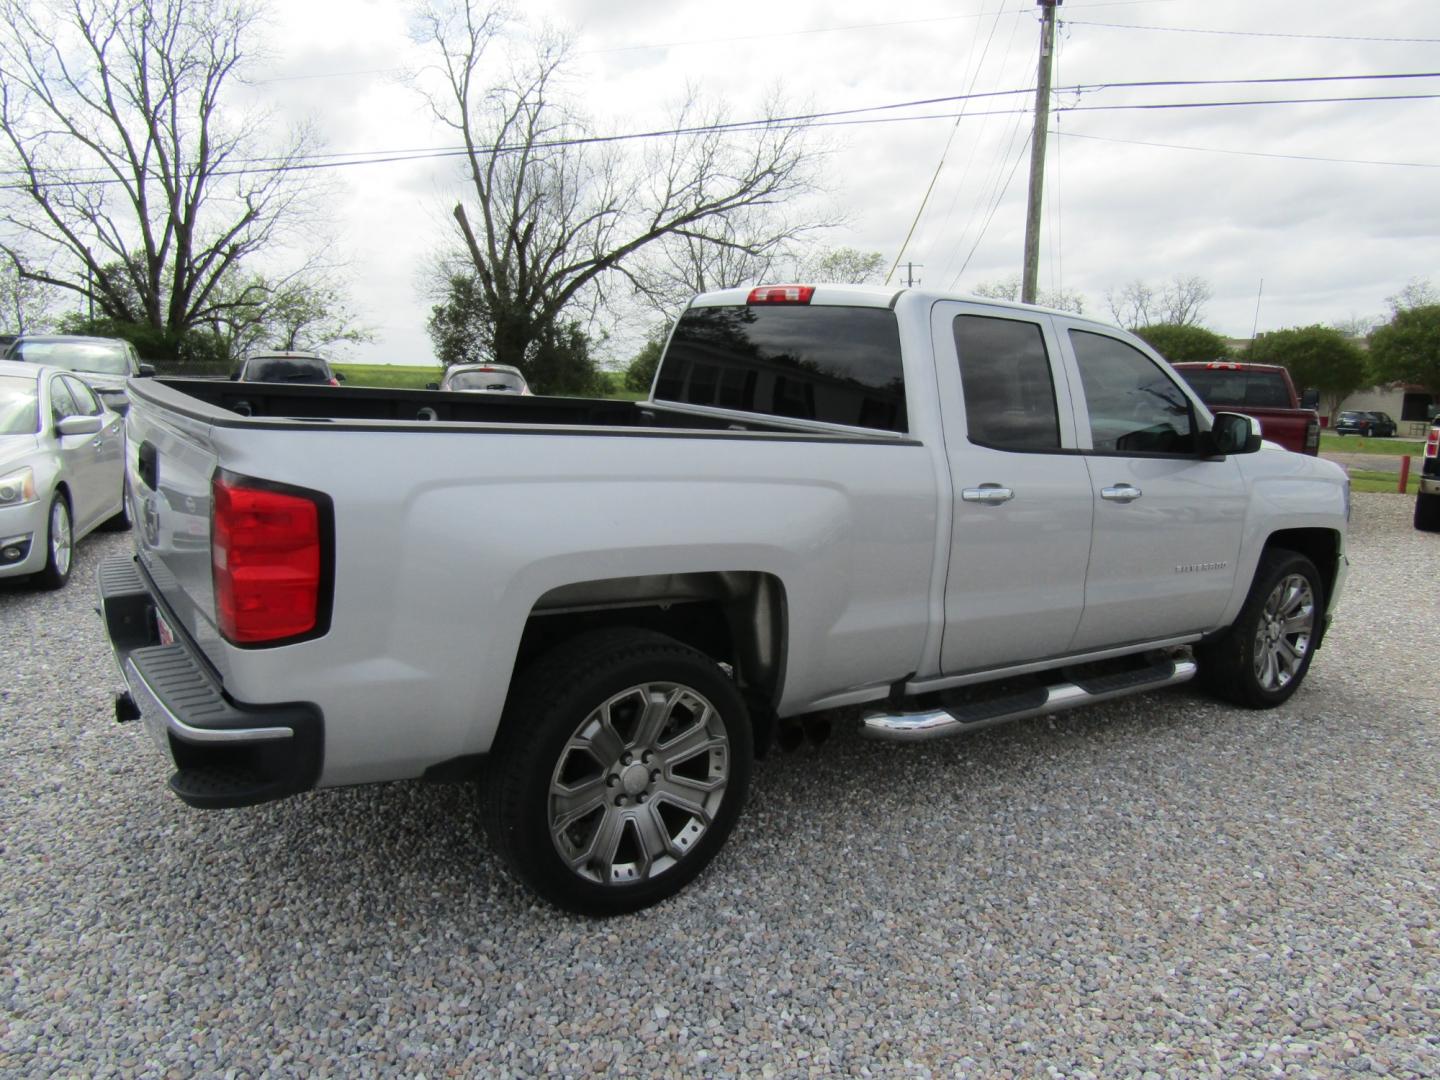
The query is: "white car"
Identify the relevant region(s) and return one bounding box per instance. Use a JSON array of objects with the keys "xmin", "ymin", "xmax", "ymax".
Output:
[
  {"xmin": 4, "ymin": 334, "xmax": 154, "ymax": 414},
  {"xmin": 433, "ymin": 363, "xmax": 531, "ymax": 394},
  {"xmin": 0, "ymin": 359, "xmax": 128, "ymax": 588}
]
